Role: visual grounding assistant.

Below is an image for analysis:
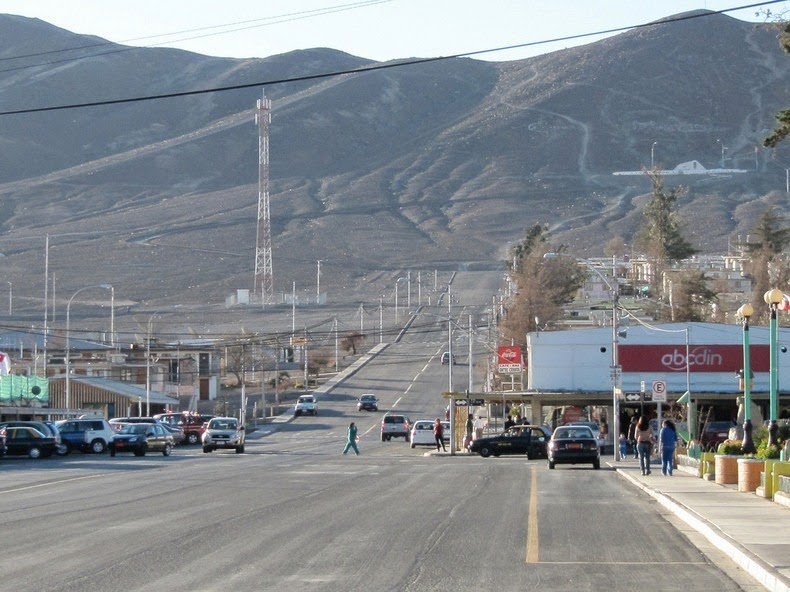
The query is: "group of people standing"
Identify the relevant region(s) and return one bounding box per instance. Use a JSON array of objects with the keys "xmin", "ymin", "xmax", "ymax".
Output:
[{"xmin": 623, "ymin": 415, "xmax": 677, "ymax": 476}]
